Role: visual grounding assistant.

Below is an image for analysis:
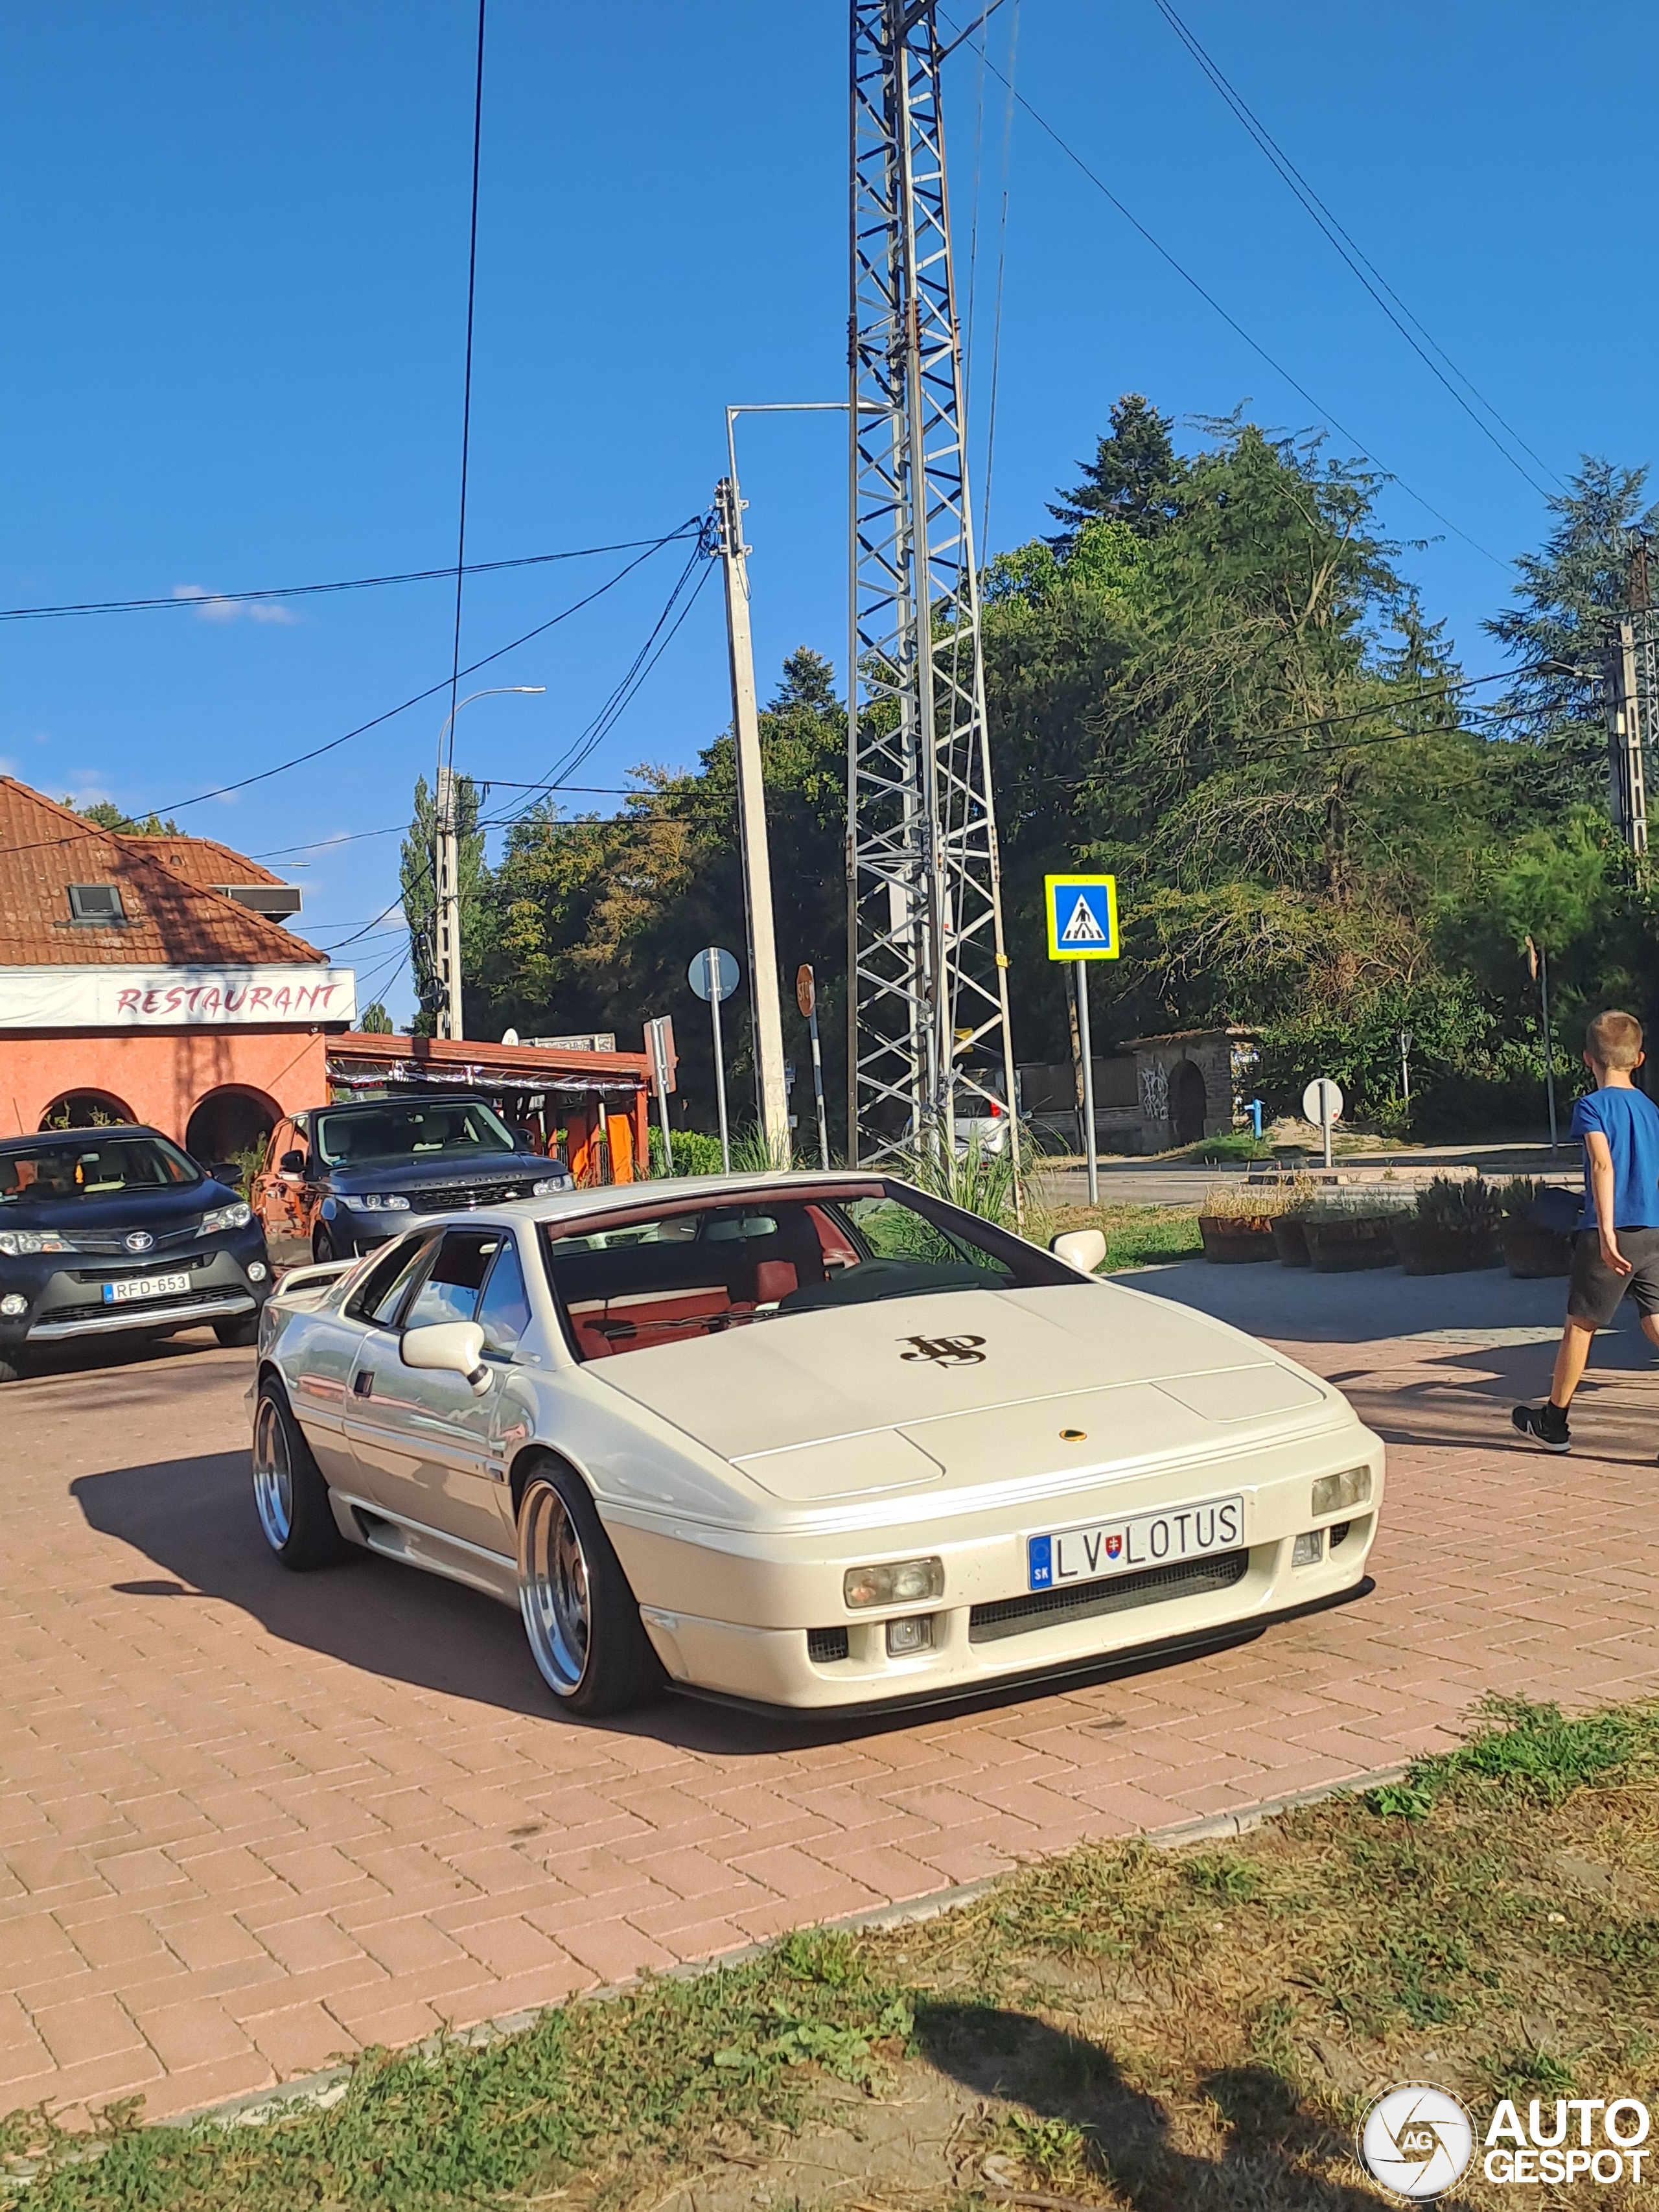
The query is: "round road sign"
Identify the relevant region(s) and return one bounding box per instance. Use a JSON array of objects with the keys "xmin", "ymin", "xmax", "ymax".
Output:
[
  {"xmin": 1302, "ymin": 1077, "xmax": 1344, "ymax": 1127},
  {"xmin": 795, "ymin": 964, "xmax": 816, "ymax": 1019},
  {"xmin": 688, "ymin": 946, "xmax": 739, "ymax": 1003}
]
